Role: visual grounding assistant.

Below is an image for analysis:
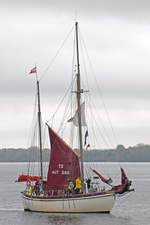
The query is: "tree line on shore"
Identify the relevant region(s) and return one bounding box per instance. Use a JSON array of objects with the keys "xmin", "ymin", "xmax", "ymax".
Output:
[{"xmin": 0, "ymin": 143, "xmax": 150, "ymax": 162}]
